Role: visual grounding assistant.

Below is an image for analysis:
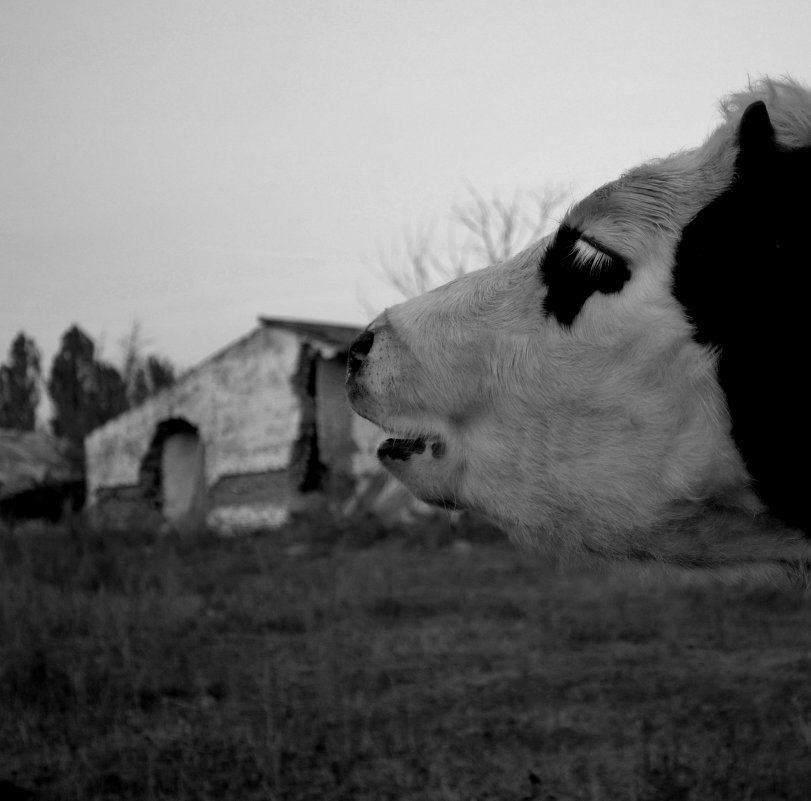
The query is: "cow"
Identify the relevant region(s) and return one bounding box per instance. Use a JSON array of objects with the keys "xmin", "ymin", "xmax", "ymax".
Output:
[{"xmin": 346, "ymin": 79, "xmax": 811, "ymax": 575}]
